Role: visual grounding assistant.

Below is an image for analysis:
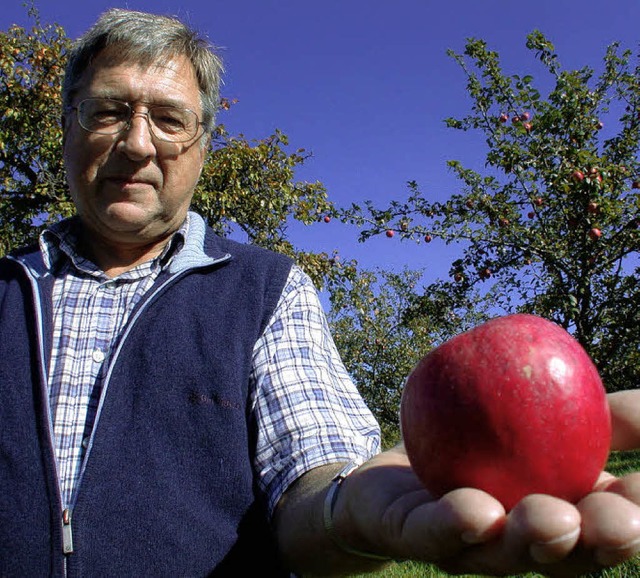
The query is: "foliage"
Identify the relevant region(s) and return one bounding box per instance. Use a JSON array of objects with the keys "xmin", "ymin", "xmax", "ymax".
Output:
[
  {"xmin": 327, "ymin": 267, "xmax": 488, "ymax": 445},
  {"xmin": 0, "ymin": 5, "xmax": 72, "ymax": 255},
  {"xmin": 196, "ymin": 126, "xmax": 350, "ymax": 288},
  {"xmin": 340, "ymin": 31, "xmax": 640, "ymax": 392},
  {"xmin": 327, "ymin": 268, "xmax": 431, "ymax": 445}
]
